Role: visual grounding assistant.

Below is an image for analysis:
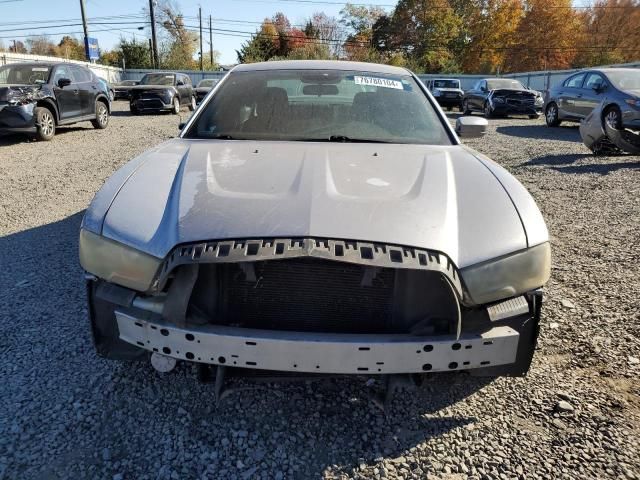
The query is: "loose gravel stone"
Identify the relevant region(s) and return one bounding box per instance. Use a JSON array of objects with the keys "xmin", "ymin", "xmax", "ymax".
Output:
[{"xmin": 0, "ymin": 104, "xmax": 638, "ymax": 479}]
